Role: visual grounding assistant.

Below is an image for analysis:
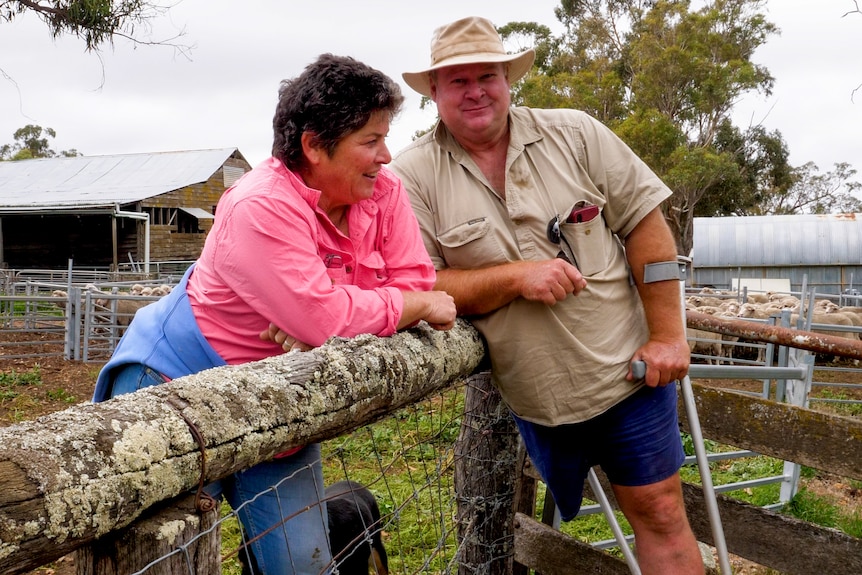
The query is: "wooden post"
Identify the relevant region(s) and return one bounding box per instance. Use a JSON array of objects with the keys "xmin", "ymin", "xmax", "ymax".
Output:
[
  {"xmin": 75, "ymin": 494, "xmax": 220, "ymax": 575},
  {"xmin": 455, "ymin": 371, "xmax": 520, "ymax": 575}
]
